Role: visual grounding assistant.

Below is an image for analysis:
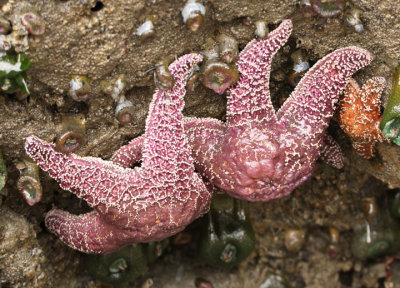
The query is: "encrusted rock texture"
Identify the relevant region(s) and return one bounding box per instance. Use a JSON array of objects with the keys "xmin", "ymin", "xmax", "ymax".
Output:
[{"xmin": 1, "ymin": 0, "xmax": 400, "ymax": 287}]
